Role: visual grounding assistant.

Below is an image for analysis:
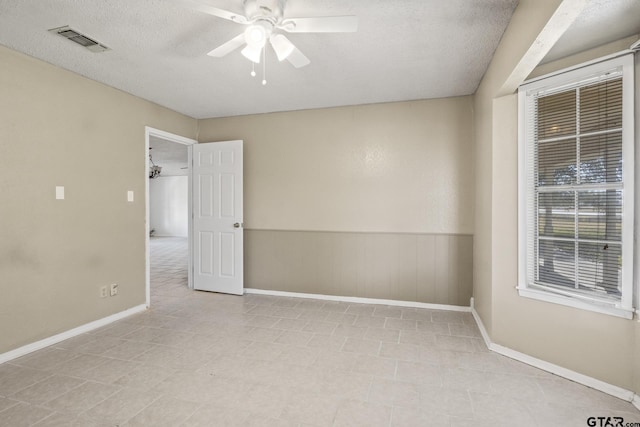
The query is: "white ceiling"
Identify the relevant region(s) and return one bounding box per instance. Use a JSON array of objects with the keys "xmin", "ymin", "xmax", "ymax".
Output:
[
  {"xmin": 2, "ymin": 1, "xmax": 637, "ymax": 120},
  {"xmin": 0, "ymin": 0, "xmax": 519, "ymax": 119},
  {"xmin": 542, "ymin": 0, "xmax": 640, "ymax": 64},
  {"xmin": 149, "ymin": 136, "xmax": 189, "ymax": 176}
]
